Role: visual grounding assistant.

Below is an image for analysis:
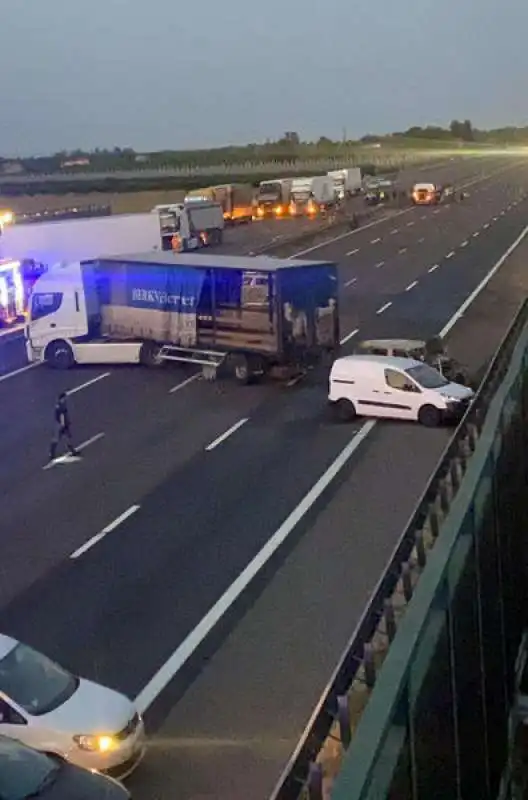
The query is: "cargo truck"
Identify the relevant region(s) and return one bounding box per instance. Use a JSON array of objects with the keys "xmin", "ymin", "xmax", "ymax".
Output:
[
  {"xmin": 289, "ymin": 176, "xmax": 336, "ymax": 217},
  {"xmin": 327, "ymin": 168, "xmax": 362, "ymax": 200},
  {"xmin": 26, "ymin": 252, "xmax": 340, "ymax": 384},
  {"xmin": 255, "ymin": 179, "xmax": 292, "ymax": 219},
  {"xmin": 153, "ymin": 201, "xmax": 224, "ymax": 251},
  {"xmin": 185, "ymin": 184, "xmax": 254, "ymax": 224}
]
